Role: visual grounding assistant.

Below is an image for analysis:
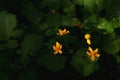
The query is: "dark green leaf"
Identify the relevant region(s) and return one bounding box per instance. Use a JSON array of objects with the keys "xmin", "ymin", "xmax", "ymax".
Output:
[
  {"xmin": 0, "ymin": 11, "xmax": 17, "ymax": 40},
  {"xmin": 17, "ymin": 33, "xmax": 43, "ymax": 56},
  {"xmin": 83, "ymin": 0, "xmax": 103, "ymax": 12},
  {"xmin": 103, "ymin": 40, "xmax": 120, "ymax": 54},
  {"xmin": 71, "ymin": 48, "xmax": 99, "ymax": 76},
  {"xmin": 41, "ymin": 54, "xmax": 66, "ymax": 72},
  {"xmin": 7, "ymin": 40, "xmax": 18, "ymax": 49}
]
